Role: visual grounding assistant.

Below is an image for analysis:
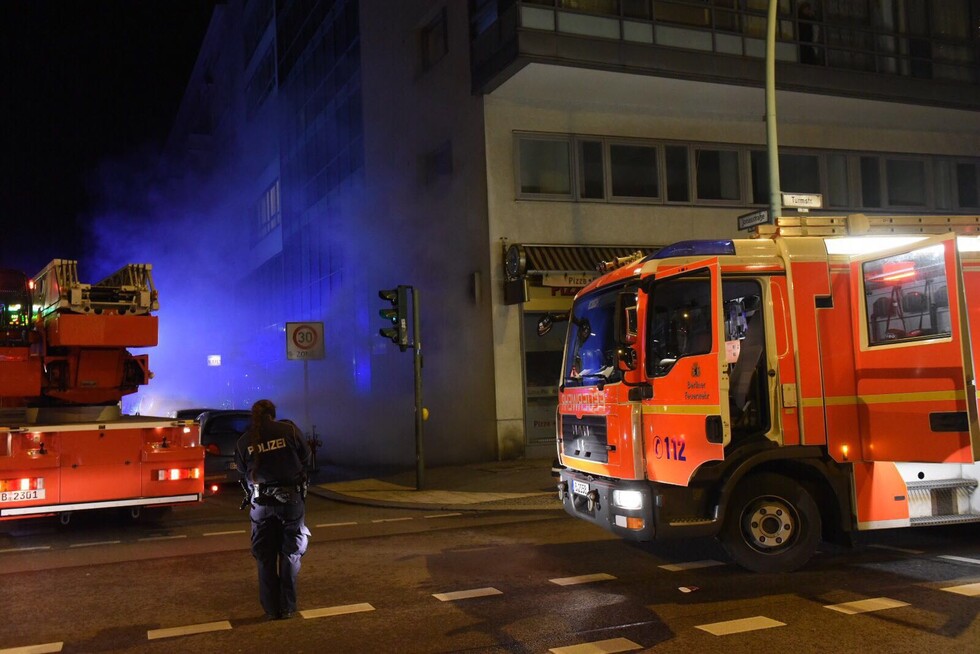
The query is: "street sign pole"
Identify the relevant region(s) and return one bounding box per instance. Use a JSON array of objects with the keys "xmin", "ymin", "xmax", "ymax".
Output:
[
  {"xmin": 412, "ymin": 288, "xmax": 424, "ymax": 491},
  {"xmin": 304, "ymin": 359, "xmax": 310, "ymax": 441}
]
